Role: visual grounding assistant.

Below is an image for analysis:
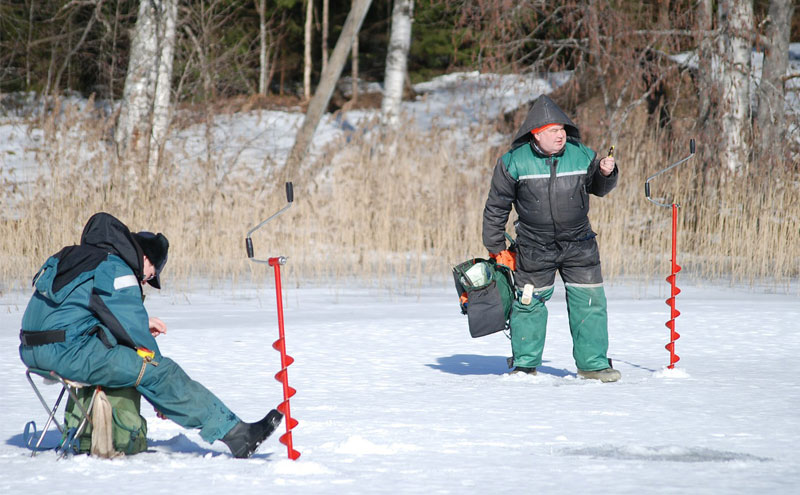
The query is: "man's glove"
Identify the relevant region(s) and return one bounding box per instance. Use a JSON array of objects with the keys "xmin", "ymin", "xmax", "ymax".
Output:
[{"xmin": 489, "ymin": 250, "xmax": 516, "ymax": 271}]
